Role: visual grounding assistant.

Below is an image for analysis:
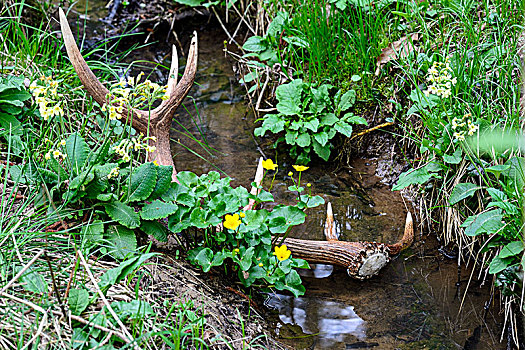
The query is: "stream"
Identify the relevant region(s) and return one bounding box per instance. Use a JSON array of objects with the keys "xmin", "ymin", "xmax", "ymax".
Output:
[{"xmin": 68, "ymin": 2, "xmax": 505, "ymax": 348}]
